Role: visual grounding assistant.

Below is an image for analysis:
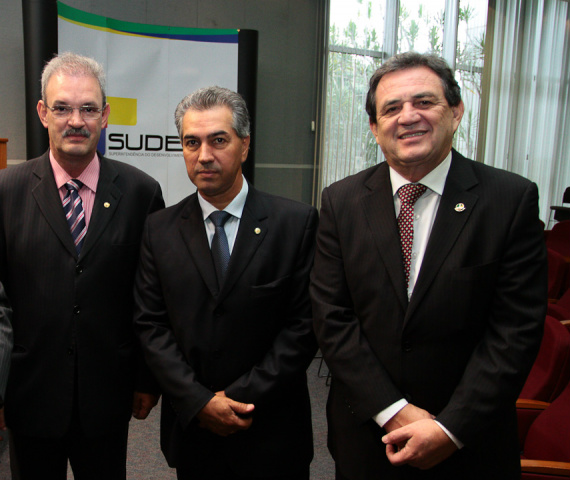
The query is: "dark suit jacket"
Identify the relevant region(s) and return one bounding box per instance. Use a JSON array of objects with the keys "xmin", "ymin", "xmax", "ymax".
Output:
[
  {"xmin": 0, "ymin": 281, "xmax": 12, "ymax": 397},
  {"xmin": 310, "ymin": 150, "xmax": 547, "ymax": 480},
  {"xmin": 133, "ymin": 185, "xmax": 318, "ymax": 476},
  {"xmin": 0, "ymin": 151, "xmax": 164, "ymax": 437}
]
